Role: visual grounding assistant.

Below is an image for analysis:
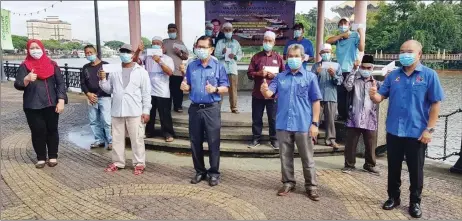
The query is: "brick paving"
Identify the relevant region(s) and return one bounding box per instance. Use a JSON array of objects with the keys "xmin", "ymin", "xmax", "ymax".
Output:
[{"xmin": 1, "ymin": 82, "xmax": 462, "ymax": 220}]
